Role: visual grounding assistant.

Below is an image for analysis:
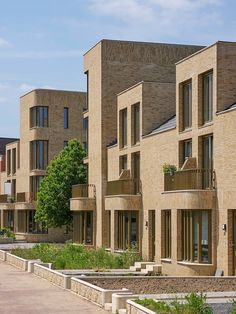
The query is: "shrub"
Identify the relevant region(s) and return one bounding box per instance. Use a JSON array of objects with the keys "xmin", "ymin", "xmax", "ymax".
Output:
[
  {"xmin": 11, "ymin": 243, "xmax": 142, "ymax": 270},
  {"xmin": 0, "ymin": 228, "xmax": 15, "ymax": 239},
  {"xmin": 162, "ymin": 163, "xmax": 177, "ymax": 175}
]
